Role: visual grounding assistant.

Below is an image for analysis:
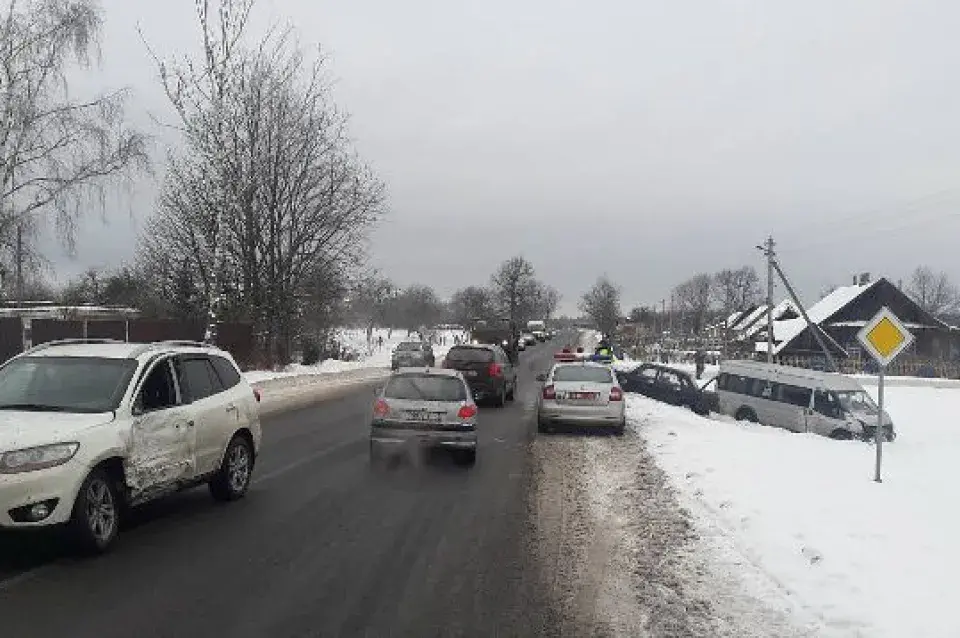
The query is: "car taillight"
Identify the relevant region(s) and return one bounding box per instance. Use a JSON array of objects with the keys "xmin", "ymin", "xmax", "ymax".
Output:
[
  {"xmin": 488, "ymin": 362, "xmax": 502, "ymax": 377},
  {"xmin": 458, "ymin": 404, "xmax": 478, "ymax": 419},
  {"xmin": 373, "ymin": 398, "xmax": 390, "ymax": 417},
  {"xmin": 542, "ymin": 385, "xmax": 556, "ymax": 400},
  {"xmin": 609, "ymin": 387, "xmax": 623, "ymax": 401},
  {"xmin": 252, "ymin": 388, "xmax": 261, "ymax": 402}
]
